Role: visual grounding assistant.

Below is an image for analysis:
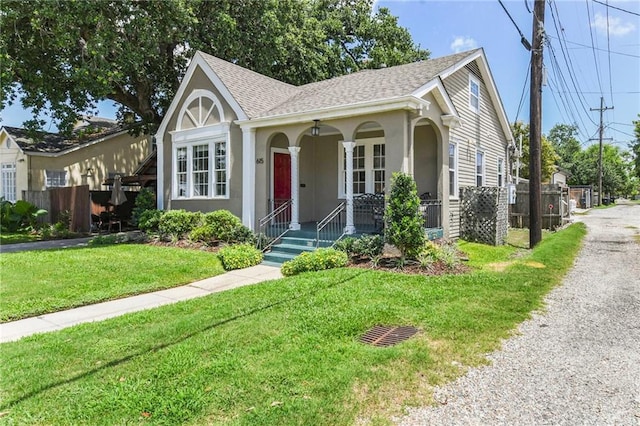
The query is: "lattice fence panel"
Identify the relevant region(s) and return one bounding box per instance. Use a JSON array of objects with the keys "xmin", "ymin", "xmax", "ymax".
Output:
[{"xmin": 460, "ymin": 187, "xmax": 508, "ymax": 246}]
